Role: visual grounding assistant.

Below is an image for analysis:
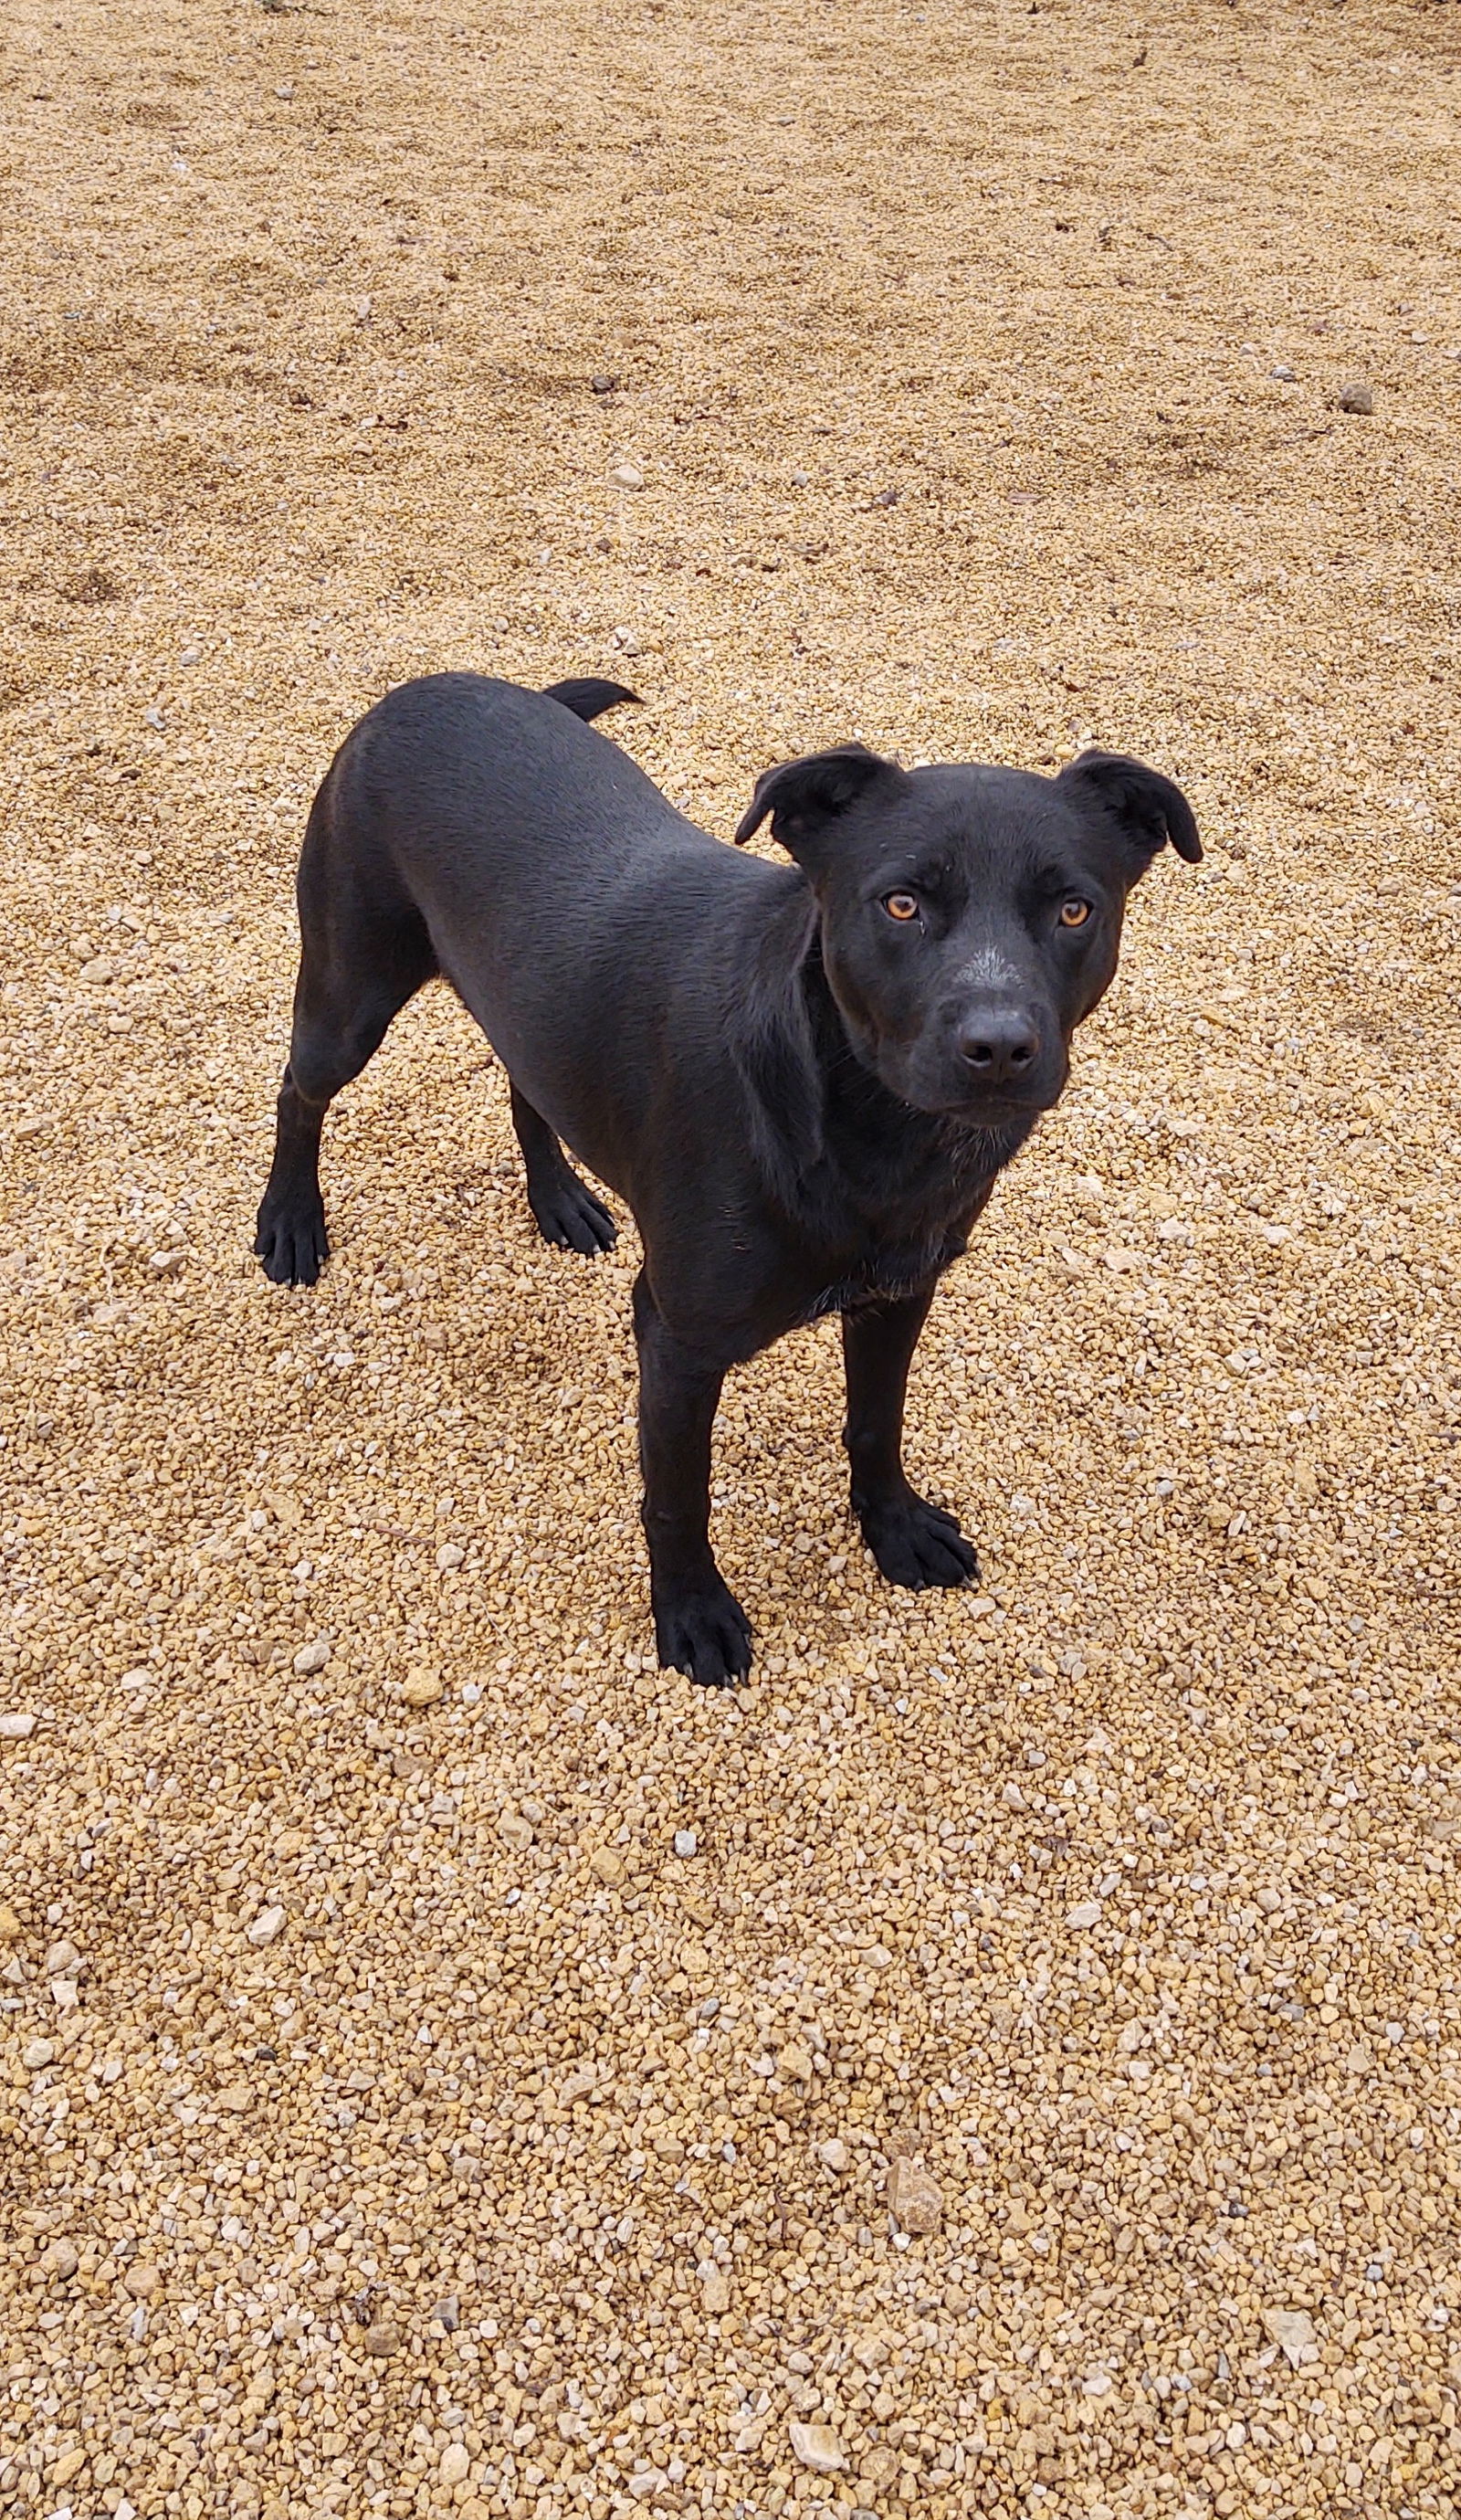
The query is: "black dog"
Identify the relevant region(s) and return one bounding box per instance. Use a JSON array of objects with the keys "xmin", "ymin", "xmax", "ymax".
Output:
[{"xmin": 256, "ymin": 675, "xmax": 1200, "ymax": 1685}]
